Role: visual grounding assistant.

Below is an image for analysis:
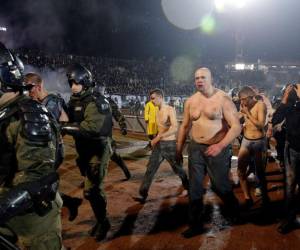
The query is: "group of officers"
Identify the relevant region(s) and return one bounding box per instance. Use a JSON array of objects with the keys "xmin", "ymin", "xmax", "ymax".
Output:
[
  {"xmin": 0, "ymin": 41, "xmax": 130, "ymax": 249},
  {"xmin": 1, "ymin": 40, "xmax": 300, "ymax": 249}
]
